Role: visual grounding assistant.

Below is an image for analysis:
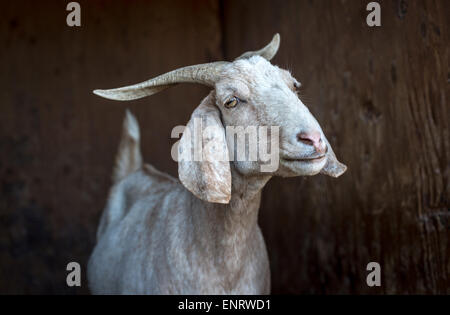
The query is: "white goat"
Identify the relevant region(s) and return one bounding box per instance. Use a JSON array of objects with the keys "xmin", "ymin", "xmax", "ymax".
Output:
[{"xmin": 87, "ymin": 34, "xmax": 347, "ymax": 294}]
